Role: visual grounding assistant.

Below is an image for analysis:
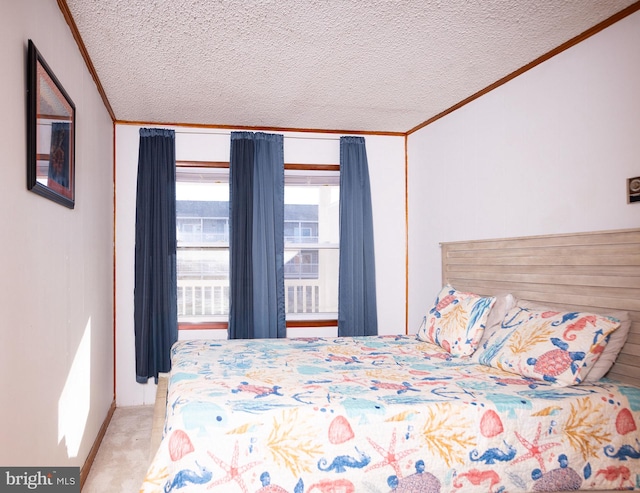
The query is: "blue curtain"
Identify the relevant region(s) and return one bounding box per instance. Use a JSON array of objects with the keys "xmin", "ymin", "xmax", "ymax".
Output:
[
  {"xmin": 134, "ymin": 128, "xmax": 178, "ymax": 383},
  {"xmin": 229, "ymin": 132, "xmax": 285, "ymax": 339},
  {"xmin": 338, "ymin": 136, "xmax": 378, "ymax": 336}
]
